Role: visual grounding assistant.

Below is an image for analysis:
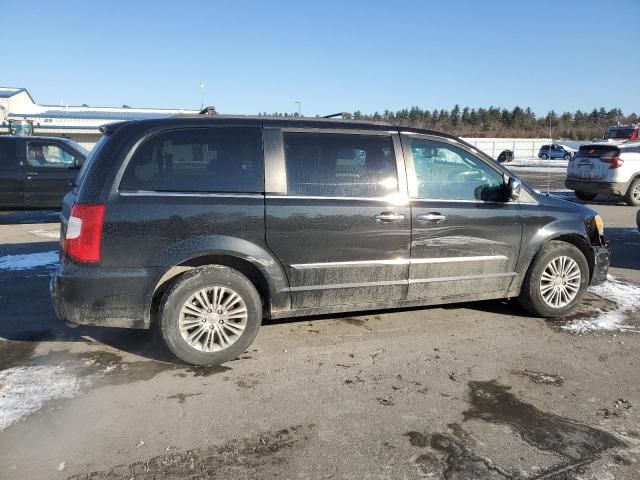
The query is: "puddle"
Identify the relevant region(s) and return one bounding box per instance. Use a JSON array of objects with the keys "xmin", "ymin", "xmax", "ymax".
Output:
[
  {"xmin": 67, "ymin": 424, "xmax": 315, "ymax": 479},
  {"xmin": 405, "ymin": 380, "xmax": 625, "ymax": 479}
]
